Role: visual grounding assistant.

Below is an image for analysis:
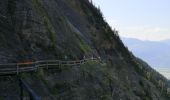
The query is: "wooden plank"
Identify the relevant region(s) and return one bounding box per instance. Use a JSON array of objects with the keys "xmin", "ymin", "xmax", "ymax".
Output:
[
  {"xmin": 19, "ymin": 67, "xmax": 36, "ymax": 71},
  {"xmin": 0, "ymin": 63, "xmax": 17, "ymax": 66},
  {"xmin": 0, "ymin": 71, "xmax": 17, "ymax": 75},
  {"xmin": 0, "ymin": 68, "xmax": 16, "ymax": 71}
]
